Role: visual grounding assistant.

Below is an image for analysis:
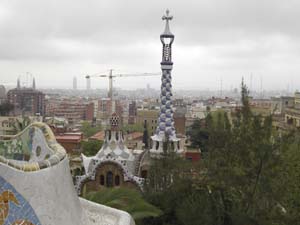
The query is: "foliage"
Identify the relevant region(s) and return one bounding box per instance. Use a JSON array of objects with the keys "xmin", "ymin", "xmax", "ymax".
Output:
[
  {"xmin": 86, "ymin": 188, "xmax": 162, "ymax": 223},
  {"xmin": 145, "ymin": 136, "xmax": 185, "ymax": 194},
  {"xmin": 122, "ymin": 123, "xmax": 144, "ymax": 133},
  {"xmin": 81, "ymin": 140, "xmax": 103, "ymax": 156},
  {"xmin": 200, "ymin": 81, "xmax": 291, "ymax": 224},
  {"xmin": 0, "ymin": 101, "xmax": 14, "ymax": 116},
  {"xmin": 278, "ymin": 132, "xmax": 300, "ymax": 224},
  {"xmin": 143, "ymin": 82, "xmax": 300, "ymax": 225},
  {"xmin": 80, "ymin": 121, "xmax": 101, "ymax": 138},
  {"xmin": 188, "ymin": 110, "xmax": 229, "ymax": 152},
  {"xmin": 143, "ymin": 134, "xmax": 199, "ymax": 225},
  {"xmin": 188, "ymin": 118, "xmax": 209, "ymax": 152},
  {"xmin": 143, "ymin": 121, "xmax": 149, "ymax": 149}
]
